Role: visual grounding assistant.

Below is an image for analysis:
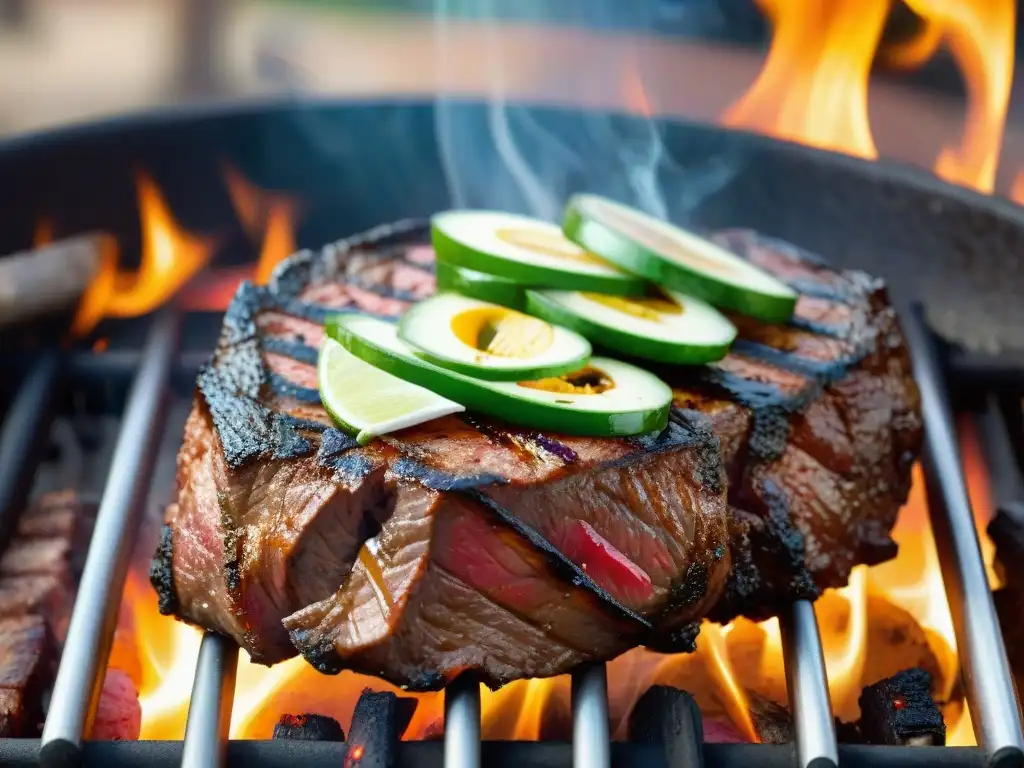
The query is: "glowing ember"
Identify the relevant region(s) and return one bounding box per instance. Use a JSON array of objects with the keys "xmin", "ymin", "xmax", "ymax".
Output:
[
  {"xmin": 33, "ymin": 217, "xmax": 54, "ymax": 249},
  {"xmin": 111, "ymin": 422, "xmax": 995, "ymax": 745}
]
